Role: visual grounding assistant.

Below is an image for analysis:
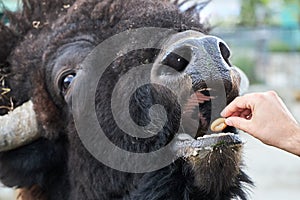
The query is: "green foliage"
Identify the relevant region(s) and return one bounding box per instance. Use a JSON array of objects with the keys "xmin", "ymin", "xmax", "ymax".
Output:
[
  {"xmin": 239, "ymin": 0, "xmax": 258, "ymax": 26},
  {"xmin": 268, "ymin": 41, "xmax": 300, "ymax": 52},
  {"xmin": 238, "ymin": 0, "xmax": 300, "ymax": 27},
  {"xmin": 238, "ymin": 0, "xmax": 271, "ymax": 27},
  {"xmin": 239, "ymin": 0, "xmax": 271, "ymax": 26}
]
